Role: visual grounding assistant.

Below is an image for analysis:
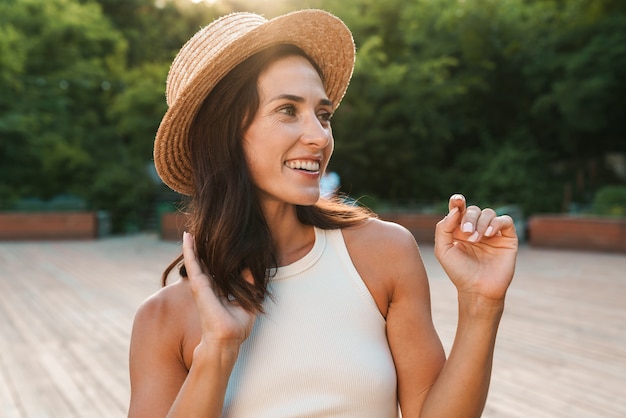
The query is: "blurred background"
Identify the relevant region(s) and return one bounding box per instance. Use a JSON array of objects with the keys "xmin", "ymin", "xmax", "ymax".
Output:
[{"xmin": 1, "ymin": 0, "xmax": 625, "ymax": 235}]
